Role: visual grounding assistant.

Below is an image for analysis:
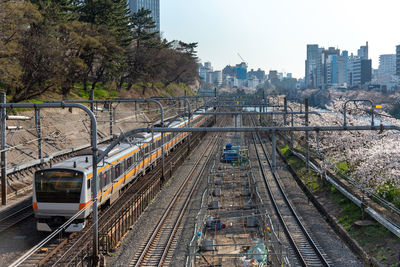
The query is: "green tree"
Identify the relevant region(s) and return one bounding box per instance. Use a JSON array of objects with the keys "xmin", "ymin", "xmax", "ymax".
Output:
[
  {"xmin": 76, "ymin": 0, "xmax": 130, "ymax": 97},
  {"xmin": 121, "ymin": 8, "xmax": 158, "ymax": 92},
  {"xmin": 0, "ymin": 1, "xmax": 41, "ymax": 91}
]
